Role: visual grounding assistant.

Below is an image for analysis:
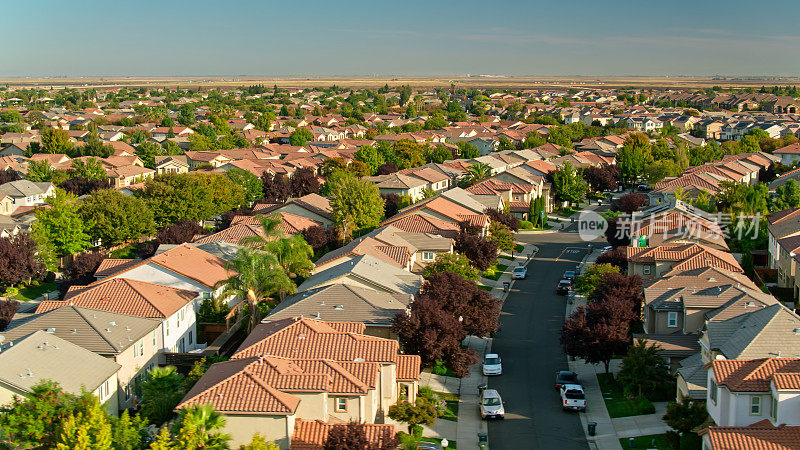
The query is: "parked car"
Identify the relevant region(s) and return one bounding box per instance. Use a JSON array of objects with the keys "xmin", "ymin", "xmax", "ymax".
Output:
[
  {"xmin": 556, "ymin": 279, "xmax": 573, "ymax": 295},
  {"xmin": 560, "ymin": 384, "xmax": 586, "ymax": 411},
  {"xmin": 563, "ymin": 270, "xmax": 576, "ymax": 280},
  {"xmin": 637, "ymin": 184, "xmax": 652, "ymax": 192},
  {"xmin": 601, "ymin": 246, "xmax": 613, "ymax": 253},
  {"xmin": 417, "ymin": 442, "xmax": 443, "ymax": 450},
  {"xmin": 479, "ymin": 389, "xmax": 505, "ymax": 419},
  {"xmin": 512, "ymin": 266, "xmax": 527, "ymax": 279},
  {"xmin": 555, "ymin": 371, "xmax": 579, "ymax": 389},
  {"xmin": 482, "ymin": 353, "xmax": 502, "ymax": 376}
]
